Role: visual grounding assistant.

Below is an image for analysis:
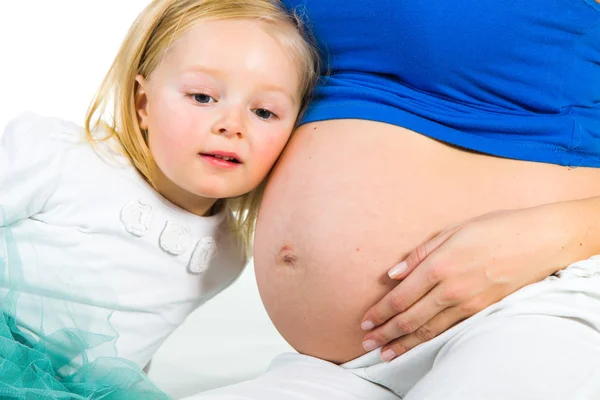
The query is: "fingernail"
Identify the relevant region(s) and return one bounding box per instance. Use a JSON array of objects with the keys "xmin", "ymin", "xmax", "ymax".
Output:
[
  {"xmin": 362, "ymin": 339, "xmax": 379, "ymax": 351},
  {"xmin": 381, "ymin": 349, "xmax": 396, "ymax": 362},
  {"xmin": 388, "ymin": 261, "xmax": 408, "ymax": 279},
  {"xmin": 361, "ymin": 320, "xmax": 375, "ymax": 331}
]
